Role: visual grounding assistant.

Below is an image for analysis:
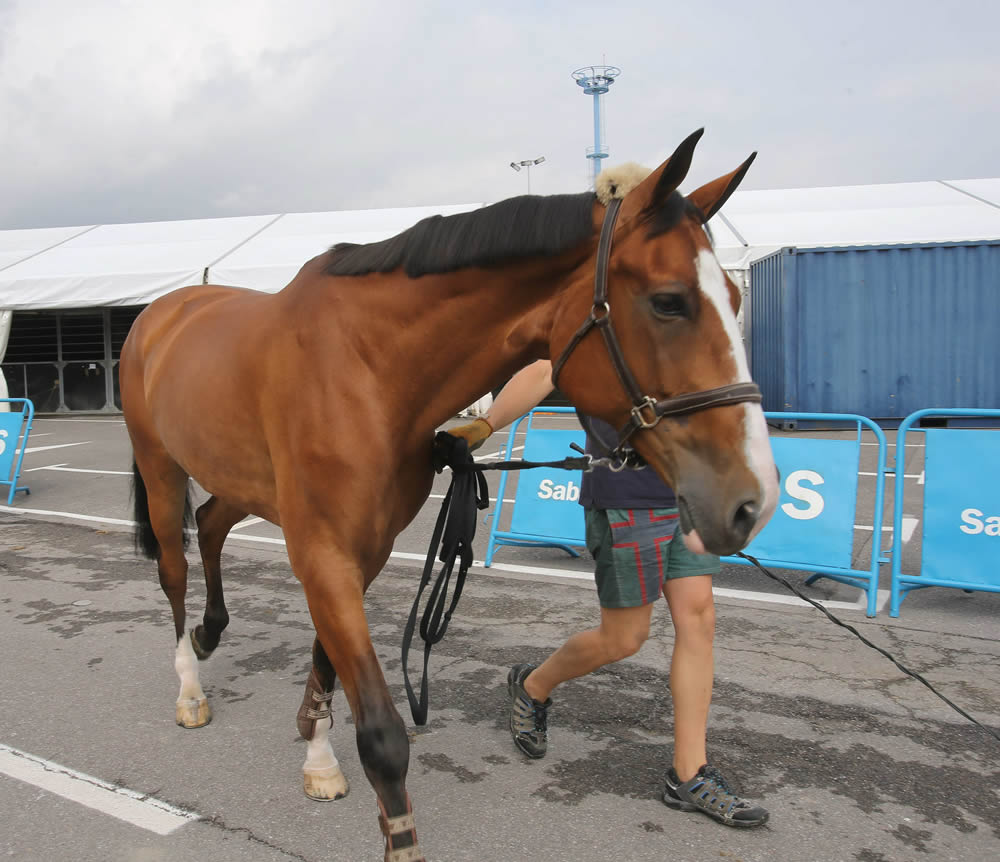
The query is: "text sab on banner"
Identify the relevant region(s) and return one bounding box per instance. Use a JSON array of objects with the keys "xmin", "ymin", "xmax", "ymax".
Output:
[
  {"xmin": 921, "ymin": 429, "xmax": 1000, "ymax": 587},
  {"xmin": 507, "ymin": 428, "xmax": 586, "ymax": 543}
]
